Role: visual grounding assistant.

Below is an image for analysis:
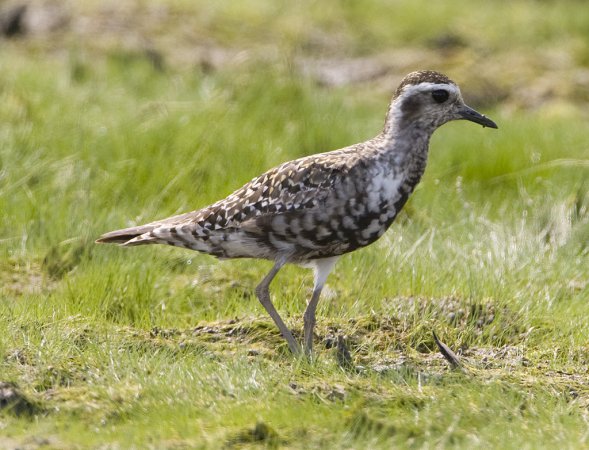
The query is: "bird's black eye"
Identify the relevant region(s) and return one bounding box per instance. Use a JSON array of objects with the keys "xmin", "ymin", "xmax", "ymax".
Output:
[{"xmin": 431, "ymin": 89, "xmax": 449, "ymax": 103}]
